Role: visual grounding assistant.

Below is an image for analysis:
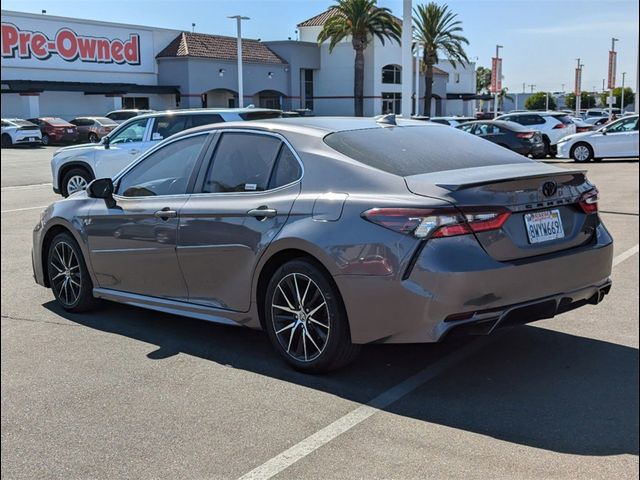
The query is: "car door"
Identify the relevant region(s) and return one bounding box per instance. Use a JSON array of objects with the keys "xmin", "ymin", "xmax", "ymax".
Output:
[
  {"xmin": 85, "ymin": 132, "xmax": 211, "ymax": 299},
  {"xmin": 594, "ymin": 117, "xmax": 639, "ymax": 157},
  {"xmin": 177, "ymin": 130, "xmax": 303, "ymax": 311},
  {"xmin": 93, "ymin": 117, "xmax": 153, "ymax": 179}
]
